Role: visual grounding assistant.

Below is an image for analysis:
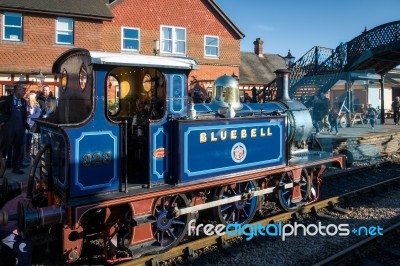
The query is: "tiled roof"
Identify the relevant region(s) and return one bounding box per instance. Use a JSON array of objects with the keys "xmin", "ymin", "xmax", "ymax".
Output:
[
  {"xmin": 109, "ymin": 0, "xmax": 245, "ymax": 39},
  {"xmin": 0, "ymin": 0, "xmax": 113, "ymax": 20},
  {"xmin": 239, "ymin": 52, "xmax": 287, "ymax": 85},
  {"xmin": 207, "ymin": 0, "xmax": 244, "ymax": 39}
]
